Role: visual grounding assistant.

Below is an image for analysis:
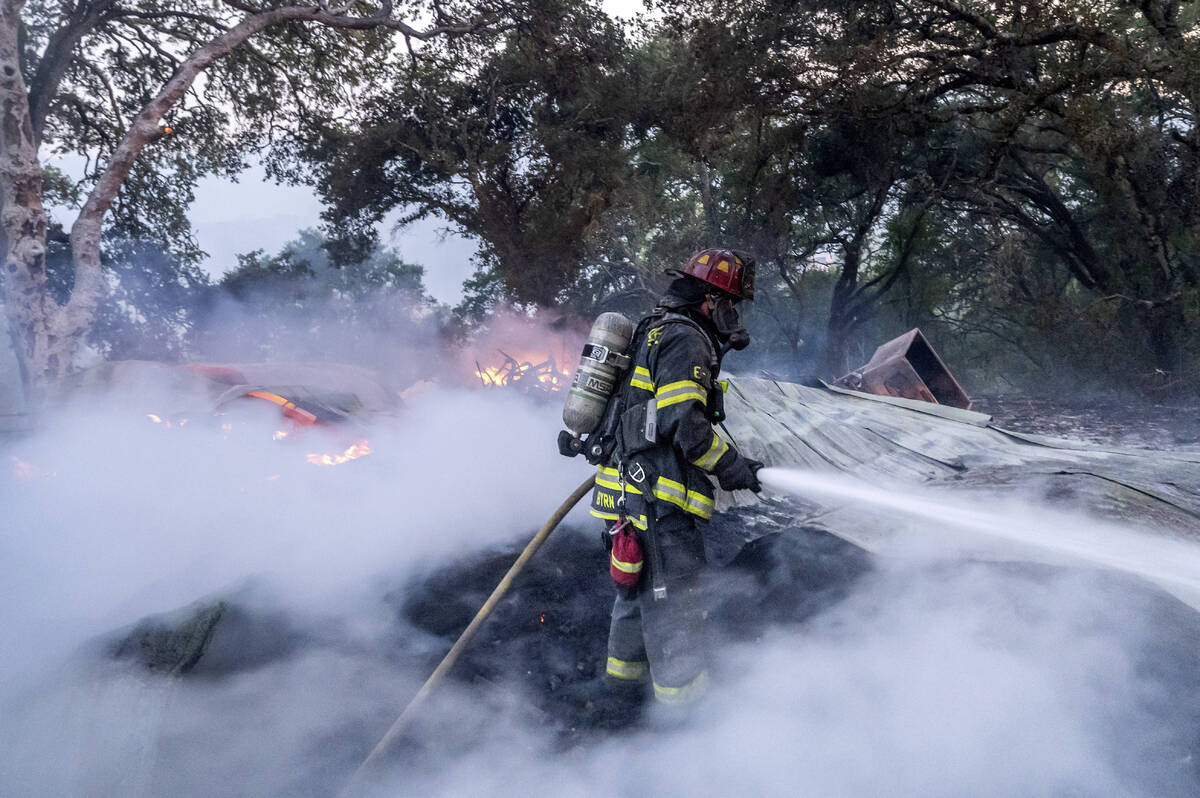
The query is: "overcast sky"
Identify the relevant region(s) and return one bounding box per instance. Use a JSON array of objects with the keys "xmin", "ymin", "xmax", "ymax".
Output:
[{"xmin": 189, "ymin": 164, "xmax": 478, "ymax": 305}]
